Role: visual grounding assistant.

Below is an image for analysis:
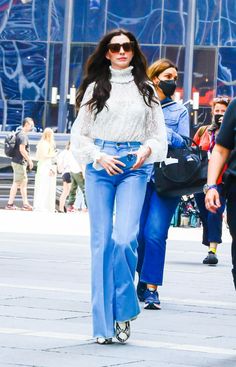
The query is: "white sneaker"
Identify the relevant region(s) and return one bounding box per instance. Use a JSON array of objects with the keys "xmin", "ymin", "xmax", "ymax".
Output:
[{"xmin": 96, "ymin": 337, "xmax": 113, "ymax": 345}]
